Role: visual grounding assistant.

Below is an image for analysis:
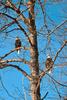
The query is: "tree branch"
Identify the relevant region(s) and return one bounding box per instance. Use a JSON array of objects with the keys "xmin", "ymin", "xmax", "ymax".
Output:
[
  {"xmin": 52, "ymin": 80, "xmax": 61, "ymax": 99},
  {"xmin": 0, "ymin": 58, "xmax": 30, "ymax": 65},
  {"xmin": 0, "ymin": 12, "xmax": 15, "ymax": 20},
  {"xmin": 54, "ymin": 62, "xmax": 67, "ymax": 67},
  {"xmin": 39, "ymin": 65, "xmax": 67, "ymax": 88},
  {"xmin": 39, "ymin": 40, "xmax": 67, "ymax": 80},
  {"xmin": 53, "ymin": 40, "xmax": 67, "ymax": 63},
  {"xmin": 15, "ymin": 20, "xmax": 32, "ymax": 46},
  {"xmin": 48, "ymin": 20, "xmax": 67, "ymax": 36},
  {"xmin": 0, "ymin": 63, "xmax": 32, "ymax": 80},
  {"xmin": 0, "ymin": 76, "xmax": 17, "ymax": 99},
  {"xmin": 0, "ymin": 49, "xmax": 15, "ymax": 59},
  {"xmin": 46, "ymin": 73, "xmax": 67, "ymax": 87},
  {"xmin": 0, "ymin": 12, "xmax": 32, "ymax": 46},
  {"xmin": 41, "ymin": 92, "xmax": 48, "ymax": 100},
  {"xmin": 0, "ymin": 47, "xmax": 29, "ymax": 59},
  {"xmin": 0, "ymin": 20, "xmax": 16, "ymax": 32},
  {"xmin": 4, "ymin": 1, "xmax": 30, "ymax": 25},
  {"xmin": 0, "ymin": 13, "xmax": 21, "ymax": 32}
]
